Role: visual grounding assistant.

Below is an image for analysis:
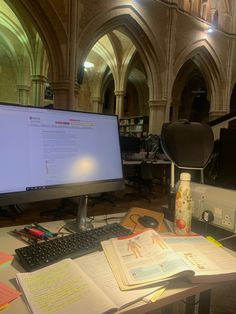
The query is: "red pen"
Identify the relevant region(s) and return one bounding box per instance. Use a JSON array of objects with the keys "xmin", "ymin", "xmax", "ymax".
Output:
[
  {"xmin": 12, "ymin": 230, "xmax": 37, "ymax": 244},
  {"xmin": 24, "ymin": 227, "xmax": 48, "ymax": 239}
]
